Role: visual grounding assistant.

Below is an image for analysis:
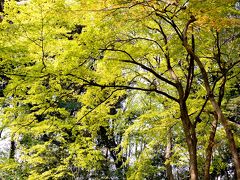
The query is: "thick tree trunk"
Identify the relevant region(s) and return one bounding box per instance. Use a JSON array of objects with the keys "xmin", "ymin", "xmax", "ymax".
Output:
[
  {"xmin": 180, "ymin": 101, "xmax": 198, "ymax": 180},
  {"xmin": 189, "ymin": 144, "xmax": 198, "ymax": 180},
  {"xmin": 204, "ymin": 113, "xmax": 218, "ymax": 180},
  {"xmin": 165, "ymin": 131, "xmax": 174, "ymax": 180}
]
